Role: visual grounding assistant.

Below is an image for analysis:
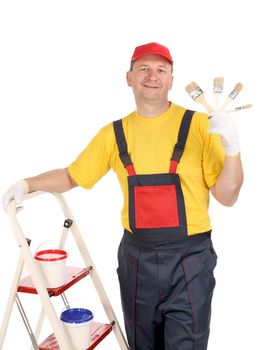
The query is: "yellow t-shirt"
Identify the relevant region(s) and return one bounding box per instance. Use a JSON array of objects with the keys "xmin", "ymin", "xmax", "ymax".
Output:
[{"xmin": 68, "ymin": 103, "xmax": 225, "ymax": 235}]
